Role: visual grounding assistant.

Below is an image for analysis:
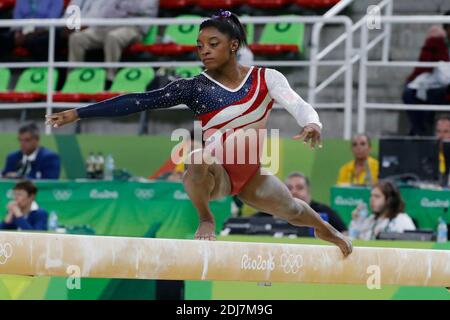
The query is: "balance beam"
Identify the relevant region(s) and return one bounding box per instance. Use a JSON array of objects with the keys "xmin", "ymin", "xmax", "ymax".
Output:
[{"xmin": 0, "ymin": 231, "xmax": 449, "ymax": 286}]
